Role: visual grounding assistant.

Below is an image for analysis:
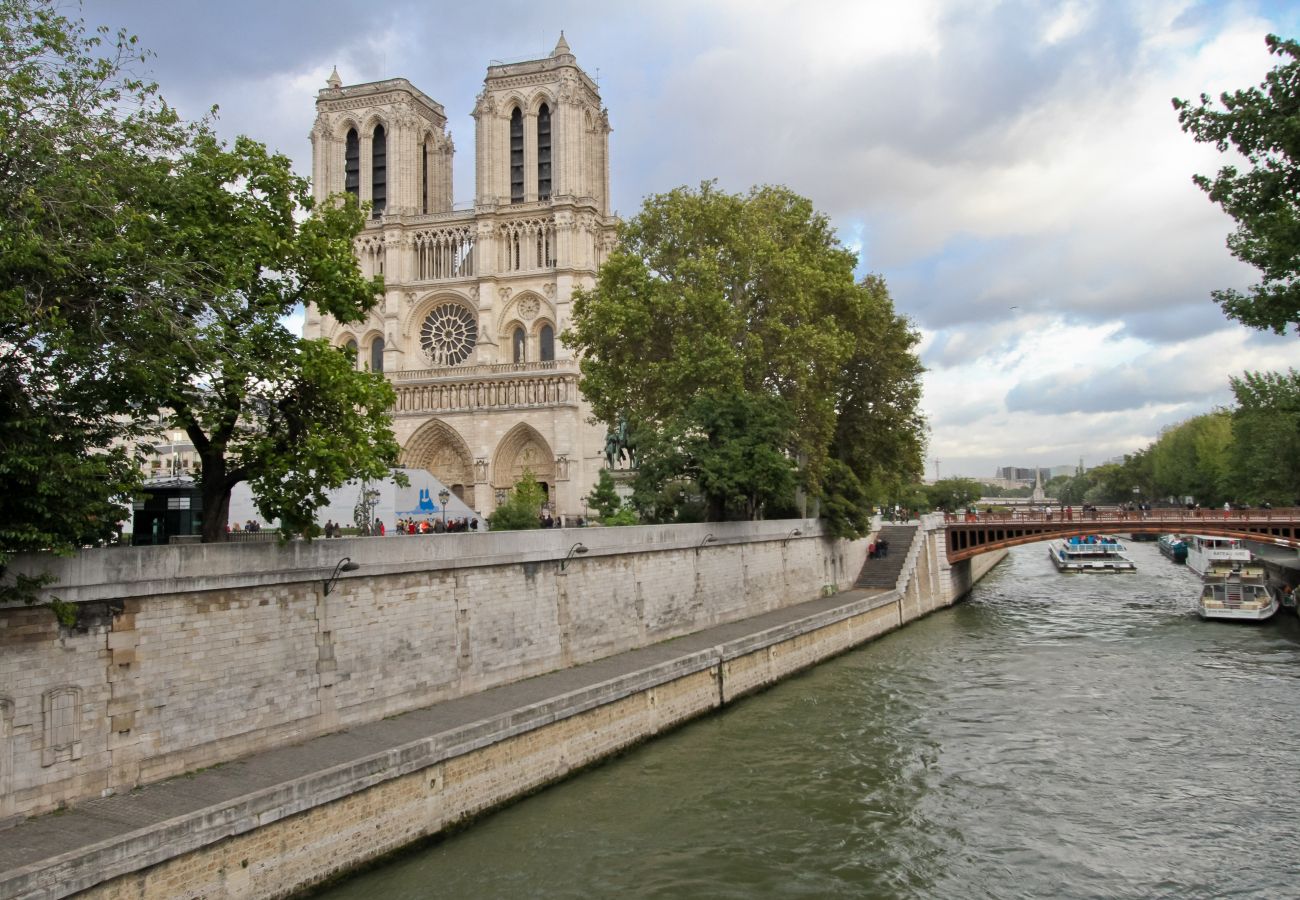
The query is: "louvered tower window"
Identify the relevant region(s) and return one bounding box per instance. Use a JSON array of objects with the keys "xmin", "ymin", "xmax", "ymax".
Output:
[
  {"xmin": 537, "ymin": 104, "xmax": 552, "ymax": 200},
  {"xmin": 422, "ymin": 142, "xmax": 429, "ymax": 215},
  {"xmin": 344, "ymin": 128, "xmax": 359, "ymax": 198},
  {"xmin": 371, "ymin": 125, "xmax": 387, "ymax": 216},
  {"xmin": 510, "ymin": 108, "xmax": 524, "ymax": 203}
]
